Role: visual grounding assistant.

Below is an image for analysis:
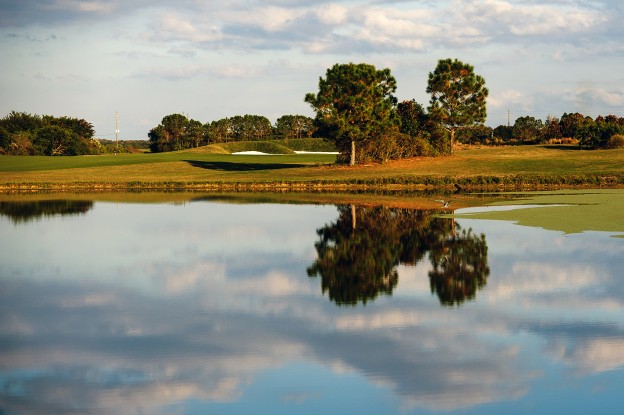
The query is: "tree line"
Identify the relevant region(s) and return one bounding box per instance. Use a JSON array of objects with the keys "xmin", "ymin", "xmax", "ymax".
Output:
[
  {"xmin": 4, "ymin": 58, "xmax": 623, "ymax": 158},
  {"xmin": 147, "ymin": 113, "xmax": 315, "ymax": 153},
  {"xmin": 0, "ymin": 111, "xmax": 98, "ymax": 156},
  {"xmin": 487, "ymin": 113, "xmax": 624, "ymax": 149},
  {"xmin": 147, "ymin": 58, "xmax": 487, "ymax": 160}
]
